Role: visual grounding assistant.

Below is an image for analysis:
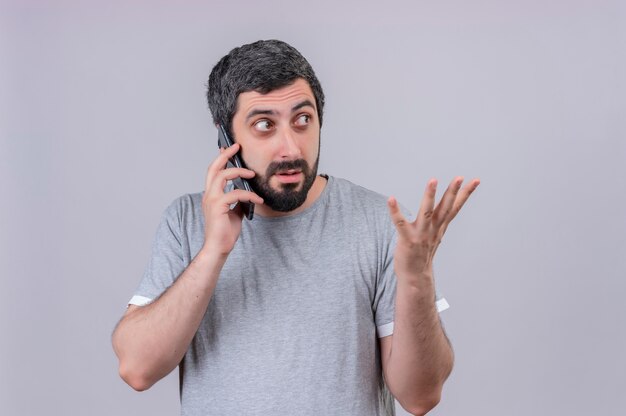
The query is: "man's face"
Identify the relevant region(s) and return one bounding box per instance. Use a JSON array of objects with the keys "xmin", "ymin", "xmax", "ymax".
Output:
[{"xmin": 231, "ymin": 78, "xmax": 321, "ymax": 212}]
